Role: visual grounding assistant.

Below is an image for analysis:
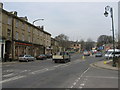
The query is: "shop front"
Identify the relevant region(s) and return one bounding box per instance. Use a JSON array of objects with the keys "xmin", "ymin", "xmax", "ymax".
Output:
[{"xmin": 14, "ymin": 41, "xmax": 32, "ymax": 60}]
